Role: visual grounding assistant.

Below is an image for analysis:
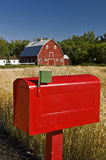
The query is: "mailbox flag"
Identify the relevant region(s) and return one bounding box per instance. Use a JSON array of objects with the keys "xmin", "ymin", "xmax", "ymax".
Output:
[{"xmin": 38, "ymin": 71, "xmax": 52, "ymax": 87}]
